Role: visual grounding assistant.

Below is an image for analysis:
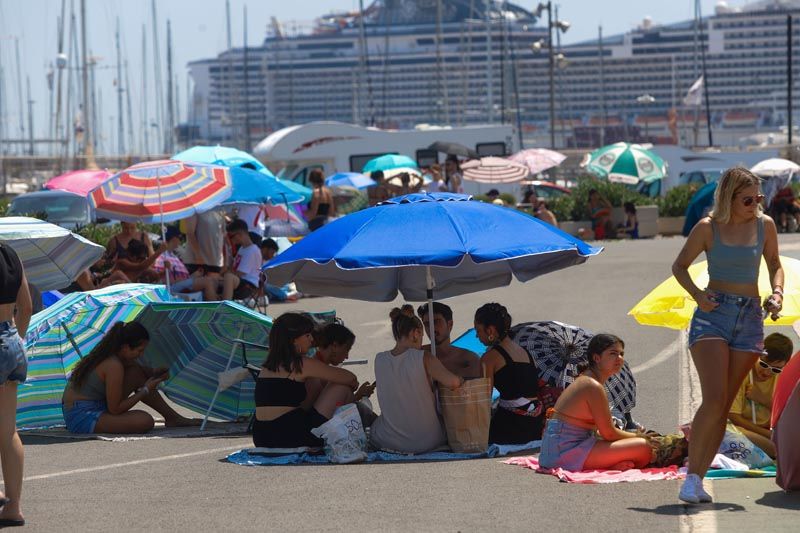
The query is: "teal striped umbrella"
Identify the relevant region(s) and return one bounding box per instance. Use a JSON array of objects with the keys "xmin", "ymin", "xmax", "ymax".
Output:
[
  {"xmin": 137, "ymin": 301, "xmax": 272, "ymax": 422},
  {"xmin": 584, "ymin": 142, "xmax": 666, "ymax": 185},
  {"xmin": 362, "ymin": 154, "xmax": 418, "ymax": 175},
  {"xmin": 0, "ymin": 217, "xmax": 106, "ymax": 291},
  {"xmin": 18, "ymin": 284, "xmax": 173, "ymax": 428}
]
